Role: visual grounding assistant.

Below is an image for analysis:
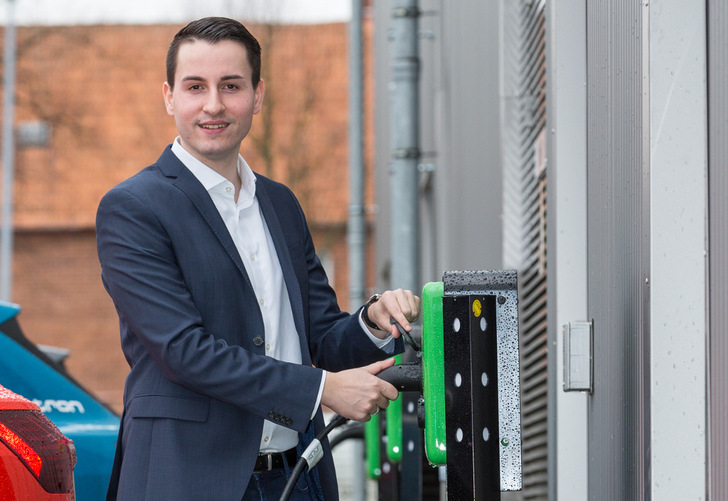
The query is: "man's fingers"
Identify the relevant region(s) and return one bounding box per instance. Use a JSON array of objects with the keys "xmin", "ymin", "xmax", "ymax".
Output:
[
  {"xmin": 408, "ymin": 294, "xmax": 421, "ymax": 321},
  {"xmin": 370, "ymin": 289, "xmax": 421, "ymax": 335},
  {"xmin": 364, "ymin": 357, "xmax": 396, "ymax": 375},
  {"xmin": 380, "ymin": 383, "xmax": 399, "ymax": 402},
  {"xmin": 362, "ymin": 359, "xmax": 400, "ymax": 402}
]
